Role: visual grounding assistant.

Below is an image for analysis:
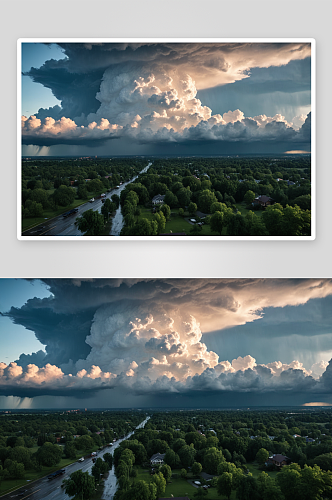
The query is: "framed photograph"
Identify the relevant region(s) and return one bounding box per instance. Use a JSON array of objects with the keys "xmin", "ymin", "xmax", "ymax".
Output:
[{"xmin": 18, "ymin": 39, "xmax": 315, "ymax": 240}]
